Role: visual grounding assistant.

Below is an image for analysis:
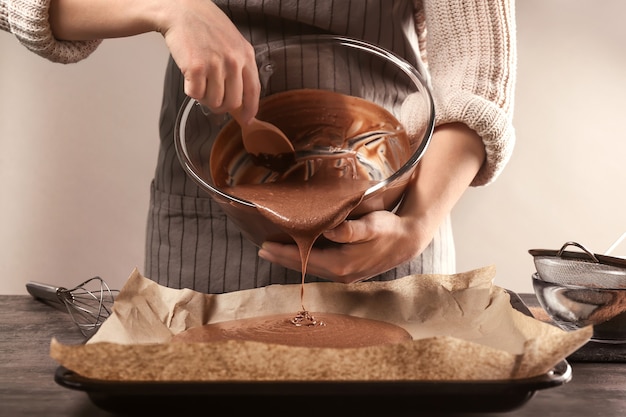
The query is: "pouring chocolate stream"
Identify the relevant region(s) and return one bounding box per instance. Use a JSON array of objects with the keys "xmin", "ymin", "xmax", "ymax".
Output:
[
  {"xmin": 226, "ymin": 177, "xmax": 374, "ymax": 323},
  {"xmin": 217, "ymin": 89, "xmax": 410, "ymax": 325}
]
